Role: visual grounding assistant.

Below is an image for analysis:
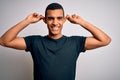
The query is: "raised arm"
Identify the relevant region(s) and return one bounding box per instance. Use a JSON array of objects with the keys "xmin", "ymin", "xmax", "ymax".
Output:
[
  {"xmin": 66, "ymin": 14, "xmax": 111, "ymax": 50},
  {"xmin": 0, "ymin": 13, "xmax": 44, "ymax": 50}
]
